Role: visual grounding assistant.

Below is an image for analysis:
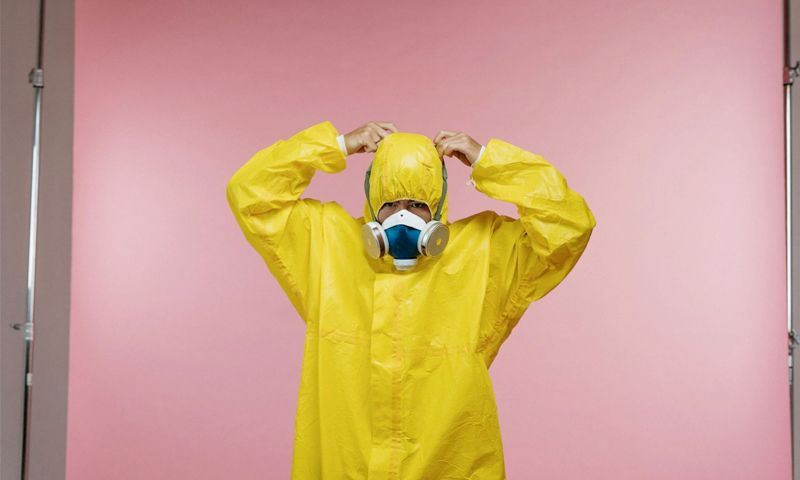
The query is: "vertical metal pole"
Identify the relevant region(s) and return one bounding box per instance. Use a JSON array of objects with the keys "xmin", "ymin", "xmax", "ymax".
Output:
[
  {"xmin": 16, "ymin": 0, "xmax": 46, "ymax": 478},
  {"xmin": 787, "ymin": 69, "xmax": 797, "ymax": 480},
  {"xmin": 786, "ymin": 2, "xmax": 799, "ymax": 478}
]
